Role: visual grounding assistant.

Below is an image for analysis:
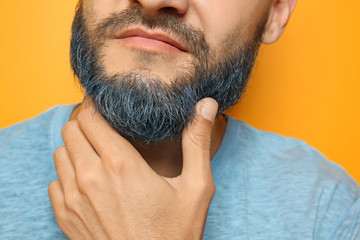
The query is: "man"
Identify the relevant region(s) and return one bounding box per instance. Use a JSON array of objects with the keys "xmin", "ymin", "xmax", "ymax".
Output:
[{"xmin": 1, "ymin": 0, "xmax": 359, "ymax": 239}]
